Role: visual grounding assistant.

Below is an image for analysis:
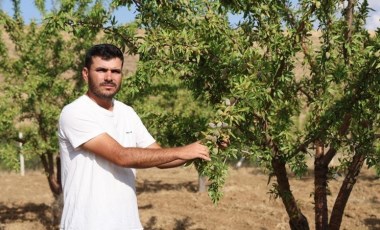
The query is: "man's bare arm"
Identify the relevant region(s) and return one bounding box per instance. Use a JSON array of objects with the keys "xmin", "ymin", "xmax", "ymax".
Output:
[
  {"xmin": 145, "ymin": 142, "xmax": 188, "ymax": 168},
  {"xmin": 81, "ymin": 133, "xmax": 210, "ymax": 168}
]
